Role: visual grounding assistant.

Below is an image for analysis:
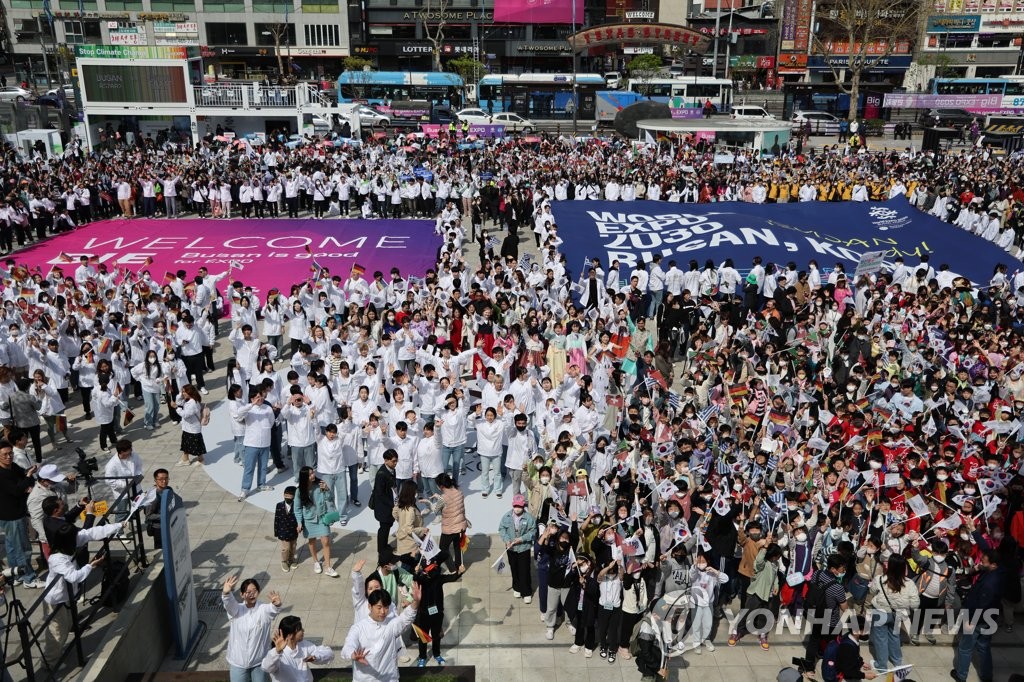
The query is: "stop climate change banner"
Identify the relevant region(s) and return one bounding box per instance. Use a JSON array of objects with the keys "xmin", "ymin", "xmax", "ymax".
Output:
[
  {"xmin": 550, "ymin": 197, "xmax": 1020, "ymax": 285},
  {"xmin": 15, "ymin": 218, "xmax": 442, "ymax": 294}
]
